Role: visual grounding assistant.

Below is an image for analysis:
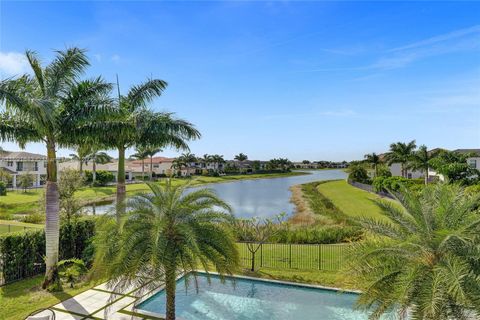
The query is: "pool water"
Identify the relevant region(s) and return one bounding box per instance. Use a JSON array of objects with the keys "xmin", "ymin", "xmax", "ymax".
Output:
[{"xmin": 136, "ymin": 274, "xmax": 396, "ymax": 320}]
